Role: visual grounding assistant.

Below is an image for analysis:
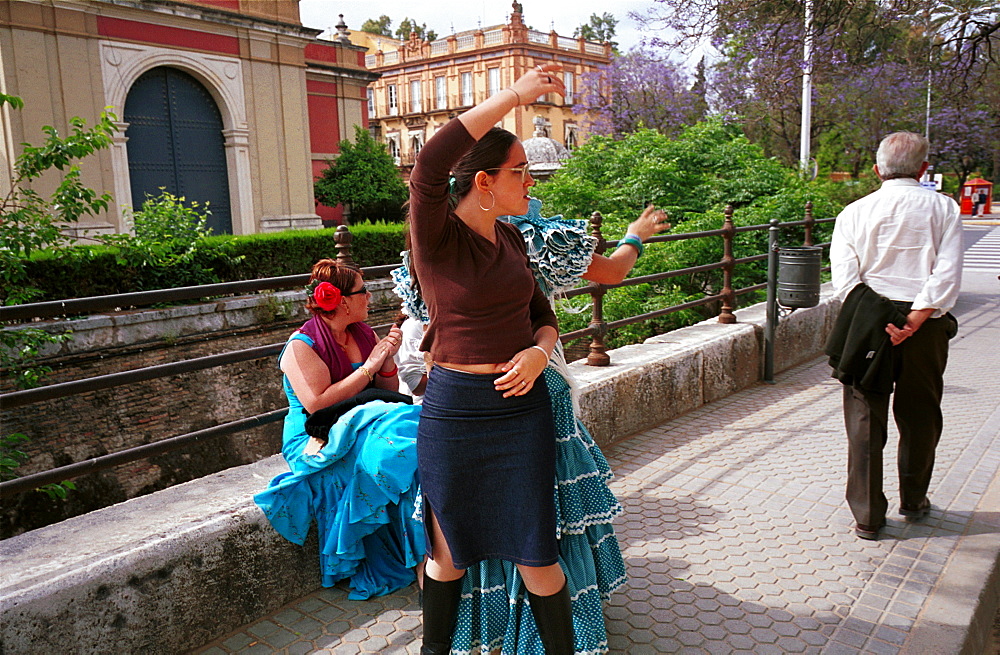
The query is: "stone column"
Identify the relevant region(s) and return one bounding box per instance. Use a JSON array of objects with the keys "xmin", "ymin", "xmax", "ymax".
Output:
[{"xmin": 222, "ymin": 128, "xmax": 255, "ymax": 235}]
